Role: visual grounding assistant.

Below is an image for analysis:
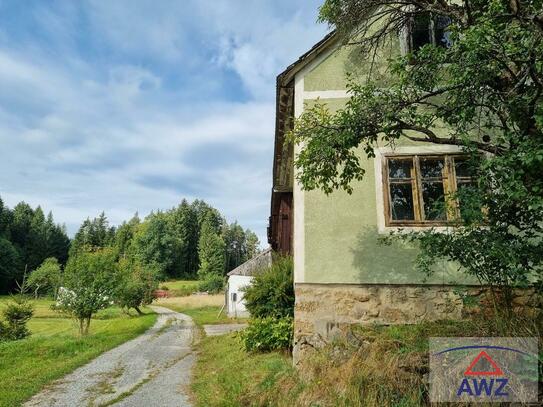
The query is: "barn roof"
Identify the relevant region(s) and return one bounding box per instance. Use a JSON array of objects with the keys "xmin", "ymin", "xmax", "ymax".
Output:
[{"xmin": 227, "ymin": 248, "xmax": 273, "ymax": 277}]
